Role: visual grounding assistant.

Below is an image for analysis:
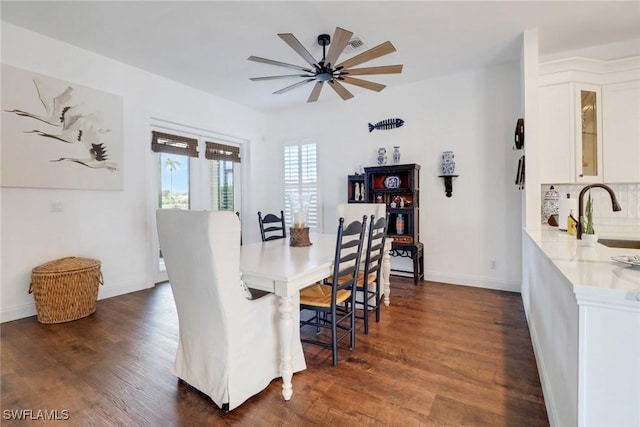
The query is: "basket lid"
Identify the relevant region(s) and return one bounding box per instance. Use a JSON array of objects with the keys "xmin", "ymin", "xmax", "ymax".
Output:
[{"xmin": 33, "ymin": 257, "xmax": 100, "ymax": 274}]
